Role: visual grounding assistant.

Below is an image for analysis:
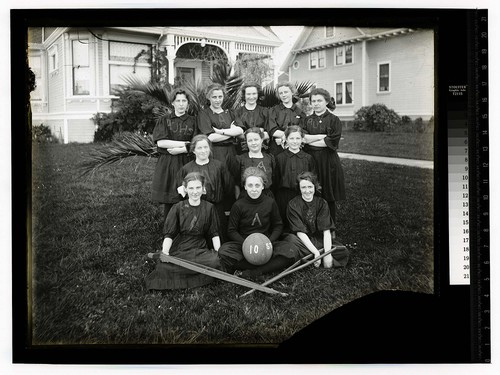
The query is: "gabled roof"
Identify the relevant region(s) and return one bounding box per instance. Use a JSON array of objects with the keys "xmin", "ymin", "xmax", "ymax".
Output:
[
  {"xmin": 38, "ymin": 26, "xmax": 282, "ymax": 48},
  {"xmin": 280, "ymin": 26, "xmax": 415, "ymax": 71},
  {"xmin": 164, "ymin": 26, "xmax": 282, "ymax": 46}
]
